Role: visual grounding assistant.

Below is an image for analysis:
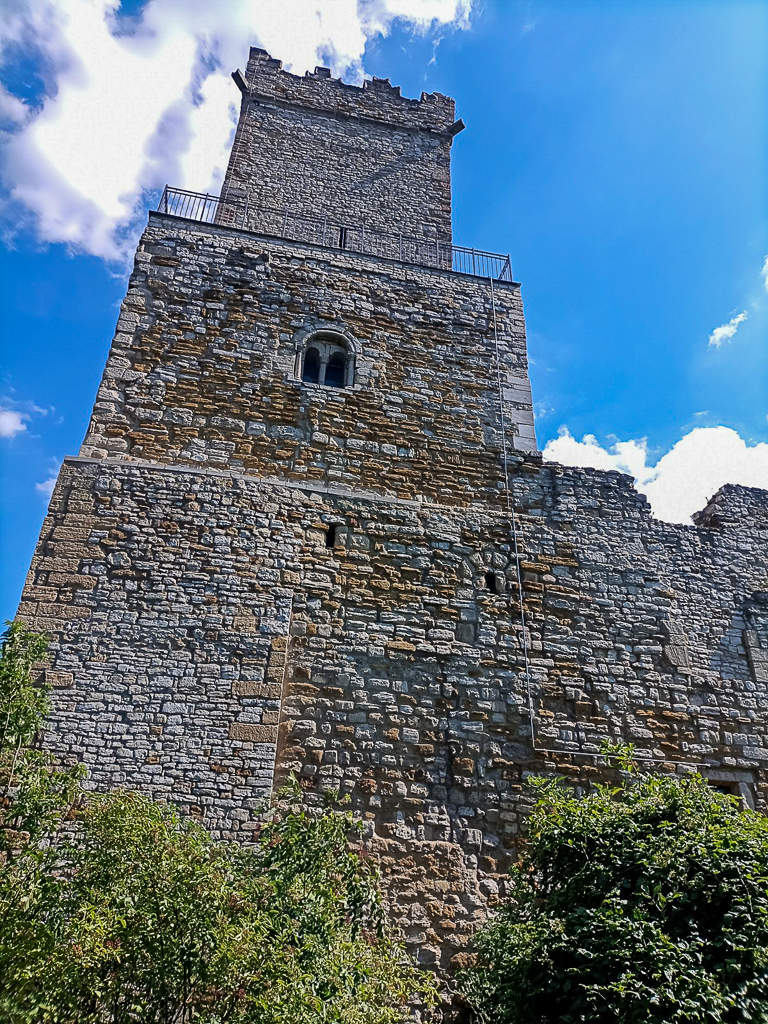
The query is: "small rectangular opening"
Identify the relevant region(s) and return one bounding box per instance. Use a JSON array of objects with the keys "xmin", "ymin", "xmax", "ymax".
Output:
[
  {"xmin": 704, "ymin": 776, "xmax": 756, "ymax": 811},
  {"xmin": 708, "ymin": 782, "xmax": 734, "ymax": 797},
  {"xmin": 325, "ymin": 524, "xmax": 337, "ymax": 548},
  {"xmin": 485, "ymin": 571, "xmax": 498, "ymax": 594},
  {"xmin": 338, "ymin": 226, "xmax": 349, "ymax": 250}
]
